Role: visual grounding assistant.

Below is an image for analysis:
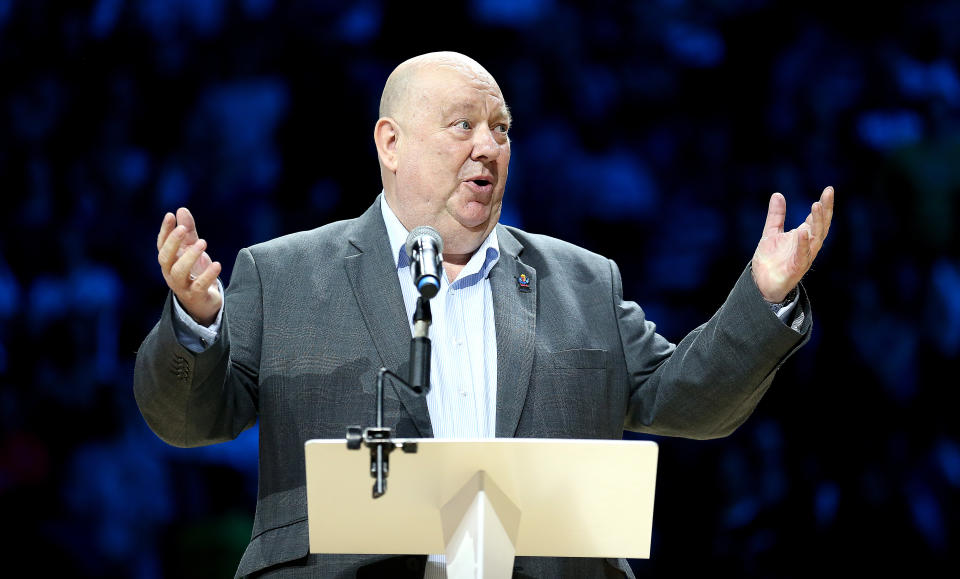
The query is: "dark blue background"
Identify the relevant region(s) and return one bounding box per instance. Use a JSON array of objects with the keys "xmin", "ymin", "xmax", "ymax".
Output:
[{"xmin": 1, "ymin": 0, "xmax": 958, "ymax": 576}]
